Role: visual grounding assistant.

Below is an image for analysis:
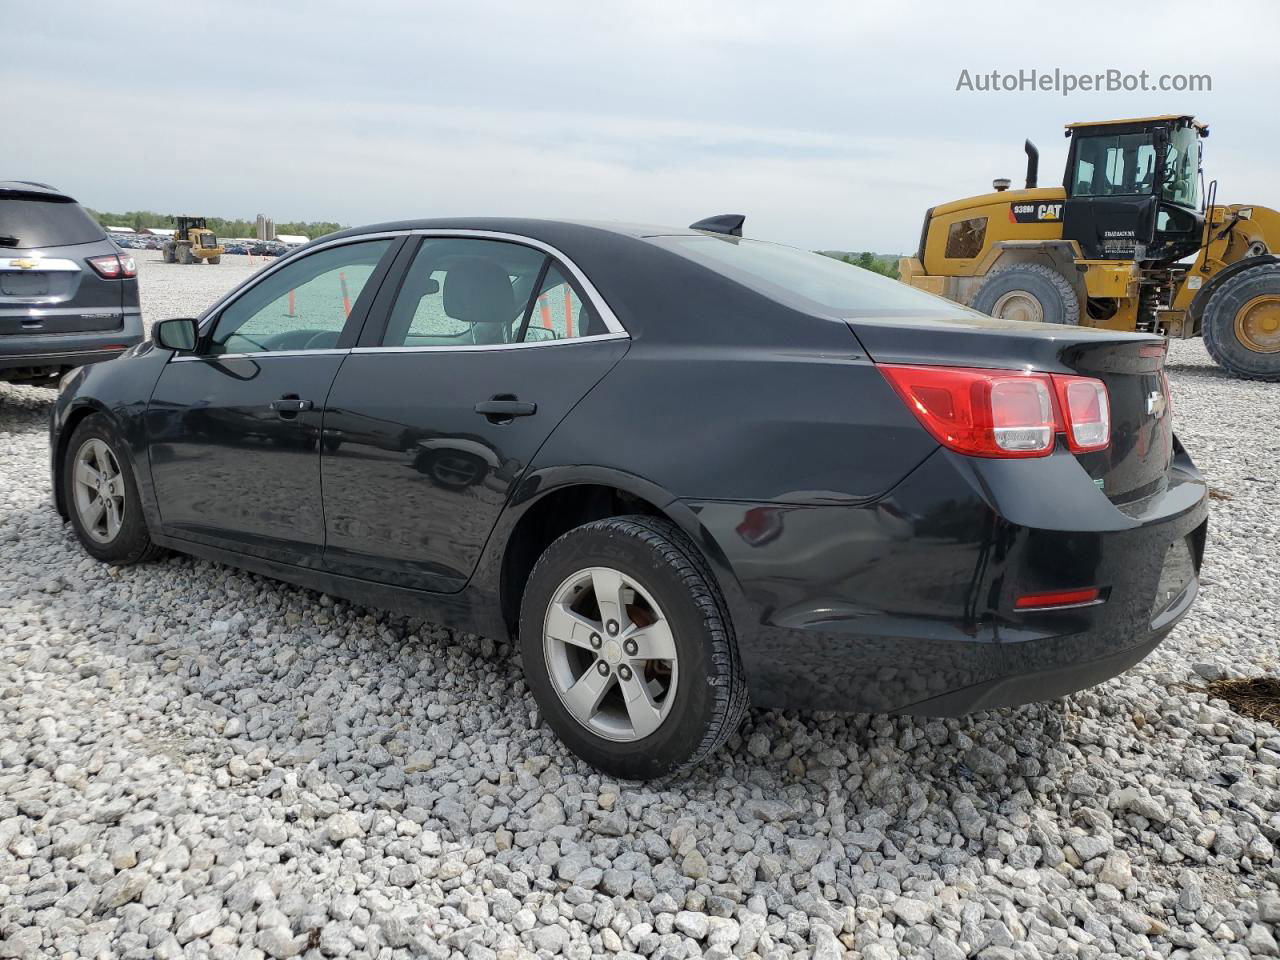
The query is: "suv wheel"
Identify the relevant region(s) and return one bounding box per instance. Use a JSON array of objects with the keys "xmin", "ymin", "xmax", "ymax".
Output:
[
  {"xmin": 519, "ymin": 515, "xmax": 748, "ymax": 779},
  {"xmin": 63, "ymin": 415, "xmax": 164, "ymax": 565}
]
